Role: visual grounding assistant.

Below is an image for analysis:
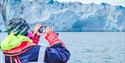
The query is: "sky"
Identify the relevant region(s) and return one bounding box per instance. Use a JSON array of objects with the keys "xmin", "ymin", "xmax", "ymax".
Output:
[{"xmin": 57, "ymin": 0, "xmax": 125, "ymax": 7}]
